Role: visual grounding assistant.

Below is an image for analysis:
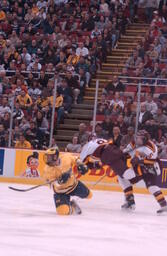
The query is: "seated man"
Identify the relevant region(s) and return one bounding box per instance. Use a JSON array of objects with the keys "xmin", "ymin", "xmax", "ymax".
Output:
[{"xmin": 16, "ymin": 89, "xmax": 33, "ymax": 110}]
